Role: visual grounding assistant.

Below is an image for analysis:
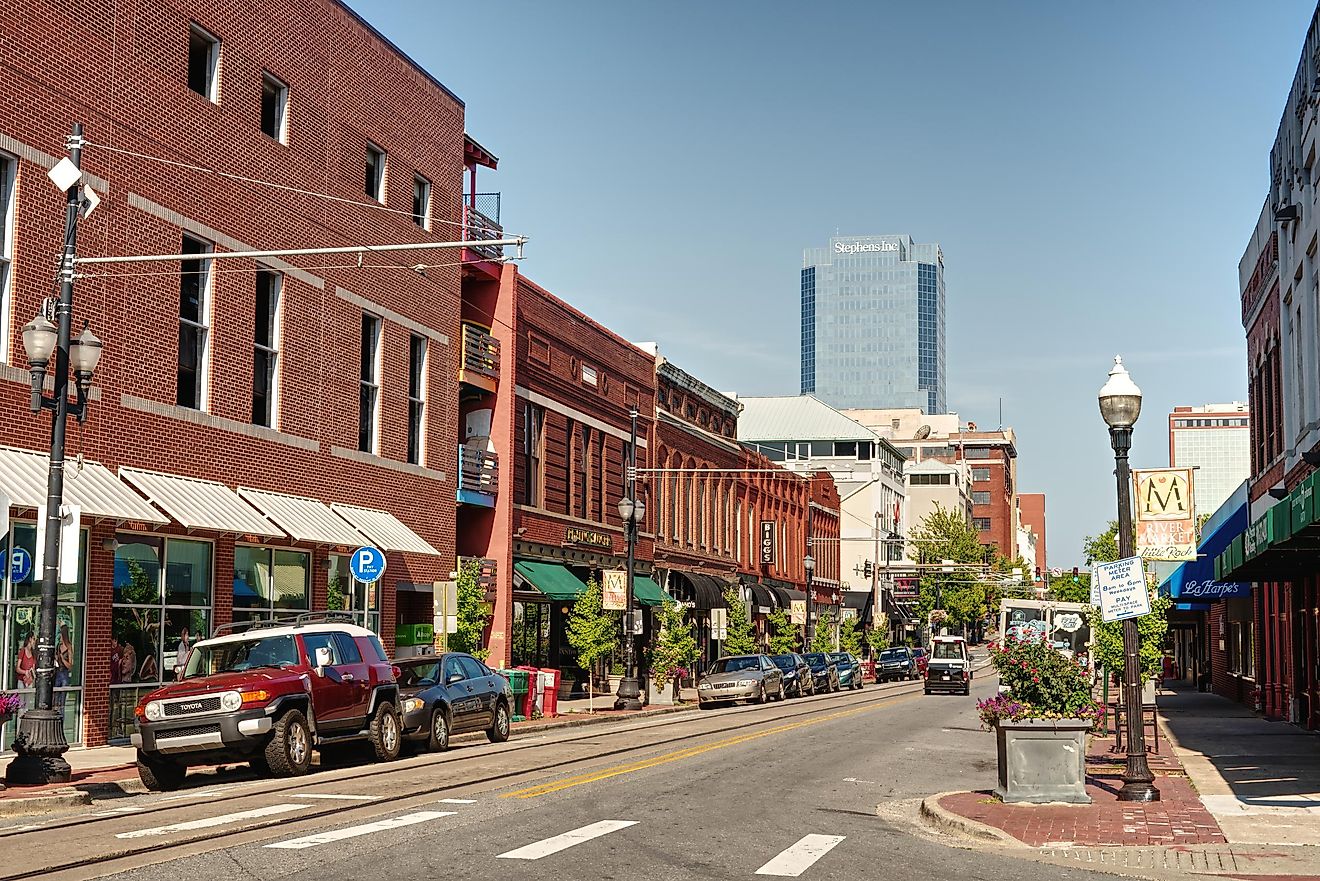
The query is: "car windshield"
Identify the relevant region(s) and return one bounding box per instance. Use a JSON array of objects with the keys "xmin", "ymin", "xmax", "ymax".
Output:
[
  {"xmin": 182, "ymin": 635, "xmax": 298, "ymax": 678},
  {"xmin": 879, "ymin": 649, "xmax": 906, "ymax": 661},
  {"xmin": 932, "ymin": 642, "xmax": 965, "ymax": 660},
  {"xmin": 770, "ymin": 655, "xmax": 798, "ymax": 670},
  {"xmin": 710, "ymin": 656, "xmax": 760, "ymax": 674},
  {"xmin": 397, "ymin": 661, "xmax": 440, "ymax": 687},
  {"xmin": 828, "ymin": 652, "xmax": 849, "ymax": 664},
  {"xmin": 803, "ymin": 653, "xmax": 828, "ymax": 665}
]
